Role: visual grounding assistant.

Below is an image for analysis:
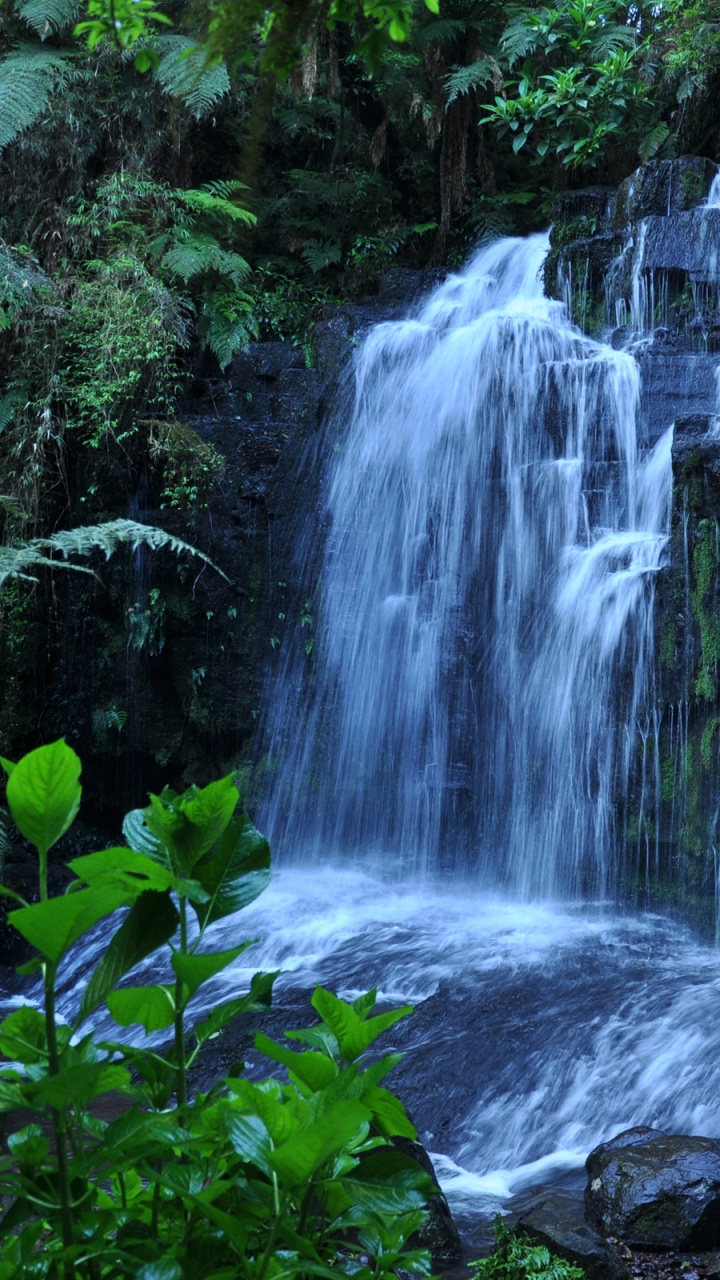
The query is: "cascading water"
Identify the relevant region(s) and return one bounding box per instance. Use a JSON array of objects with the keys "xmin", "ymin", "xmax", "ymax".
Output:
[{"xmin": 261, "ymin": 233, "xmax": 672, "ymax": 898}]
